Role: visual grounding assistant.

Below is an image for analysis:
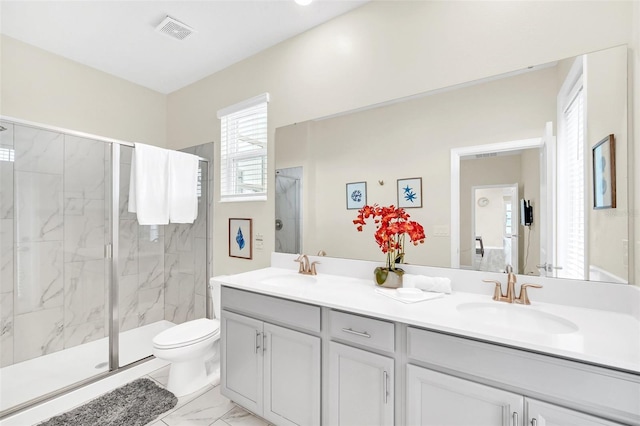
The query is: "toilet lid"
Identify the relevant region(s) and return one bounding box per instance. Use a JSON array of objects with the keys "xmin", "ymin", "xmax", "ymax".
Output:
[{"xmin": 153, "ymin": 318, "xmax": 220, "ymax": 349}]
